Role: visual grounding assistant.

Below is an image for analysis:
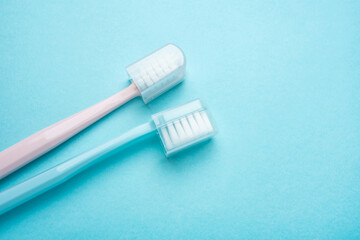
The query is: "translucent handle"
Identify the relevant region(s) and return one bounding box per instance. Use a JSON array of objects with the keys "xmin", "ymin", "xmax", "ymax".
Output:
[{"xmin": 0, "ymin": 121, "xmax": 156, "ymax": 215}]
